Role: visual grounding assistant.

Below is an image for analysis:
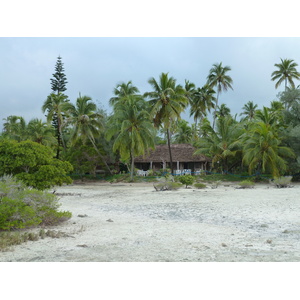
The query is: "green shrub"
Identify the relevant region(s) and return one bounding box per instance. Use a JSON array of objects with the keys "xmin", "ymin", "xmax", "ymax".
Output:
[
  {"xmin": 238, "ymin": 180, "xmax": 255, "ymax": 189},
  {"xmin": 0, "ymin": 176, "xmax": 72, "ymax": 230},
  {"xmin": 273, "ymin": 176, "xmax": 293, "ymax": 188},
  {"xmin": 178, "ymin": 175, "xmax": 195, "ymax": 188},
  {"xmin": 0, "ymin": 197, "xmax": 41, "ymax": 230},
  {"xmin": 193, "ymin": 183, "xmax": 207, "ymax": 189},
  {"xmin": 153, "ymin": 181, "xmax": 182, "ymax": 191}
]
